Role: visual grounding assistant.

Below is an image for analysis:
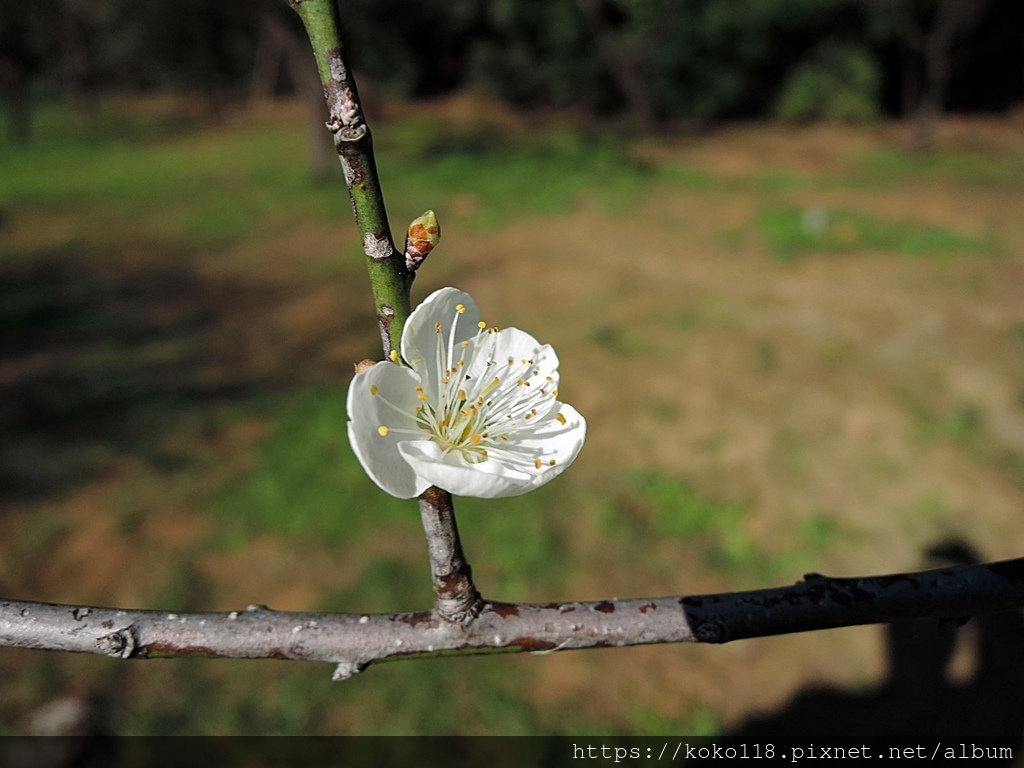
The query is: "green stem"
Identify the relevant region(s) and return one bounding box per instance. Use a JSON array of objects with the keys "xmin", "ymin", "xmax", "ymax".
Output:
[
  {"xmin": 289, "ymin": 0, "xmax": 409, "ymax": 355},
  {"xmin": 290, "ymin": 1, "xmax": 477, "ymax": 624}
]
